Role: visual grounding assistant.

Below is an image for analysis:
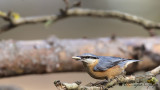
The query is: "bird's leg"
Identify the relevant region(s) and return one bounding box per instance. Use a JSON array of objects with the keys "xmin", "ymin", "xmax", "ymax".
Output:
[
  {"xmin": 115, "ymin": 70, "xmax": 126, "ymax": 80},
  {"xmin": 114, "ymin": 72, "xmax": 129, "ymax": 86},
  {"xmin": 121, "ymin": 70, "xmax": 126, "ymax": 78}
]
